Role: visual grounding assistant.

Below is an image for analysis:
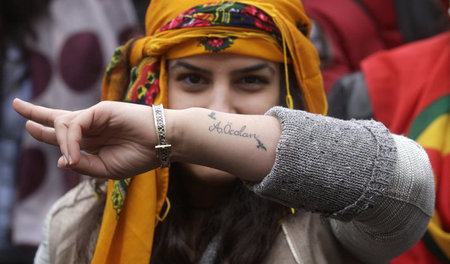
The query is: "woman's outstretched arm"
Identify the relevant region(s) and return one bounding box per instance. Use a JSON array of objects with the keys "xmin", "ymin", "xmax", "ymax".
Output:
[{"xmin": 12, "ymin": 98, "xmax": 281, "ymax": 181}]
